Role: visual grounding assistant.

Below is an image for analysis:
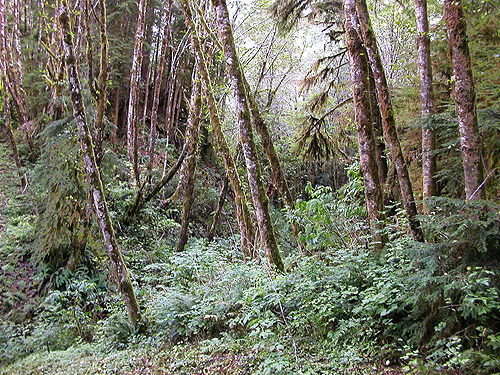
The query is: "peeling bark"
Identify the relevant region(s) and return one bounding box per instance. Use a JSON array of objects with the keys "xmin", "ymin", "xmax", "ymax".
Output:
[
  {"xmin": 58, "ymin": 6, "xmax": 142, "ymax": 329},
  {"xmin": 343, "ymin": 0, "xmax": 386, "ymax": 251},
  {"xmin": 444, "ymin": 0, "xmax": 483, "ymax": 201},
  {"xmin": 356, "ymin": 0, "xmax": 424, "ymax": 242},
  {"xmin": 212, "ymin": 0, "xmax": 284, "ymax": 271}
]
